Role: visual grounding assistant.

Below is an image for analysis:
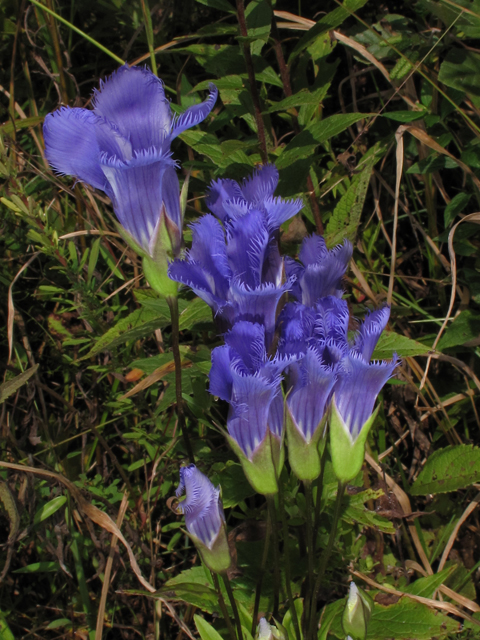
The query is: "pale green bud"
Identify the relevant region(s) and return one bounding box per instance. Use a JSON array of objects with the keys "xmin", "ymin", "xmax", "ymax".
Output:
[
  {"xmin": 342, "ymin": 582, "xmax": 373, "ymax": 640},
  {"xmin": 255, "ymin": 618, "xmax": 287, "ymax": 640}
]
